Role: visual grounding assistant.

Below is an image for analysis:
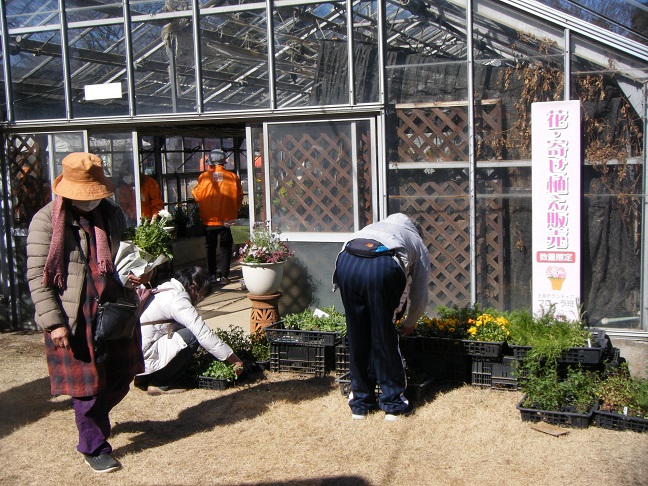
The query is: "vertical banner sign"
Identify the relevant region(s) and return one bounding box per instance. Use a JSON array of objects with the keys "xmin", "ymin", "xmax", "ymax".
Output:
[{"xmin": 532, "ymin": 100, "xmax": 581, "ymax": 319}]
